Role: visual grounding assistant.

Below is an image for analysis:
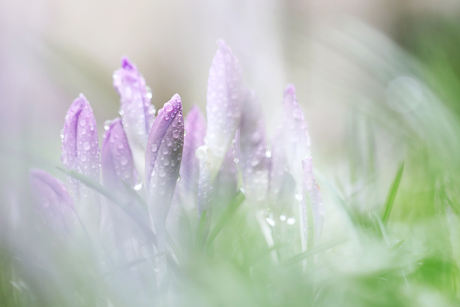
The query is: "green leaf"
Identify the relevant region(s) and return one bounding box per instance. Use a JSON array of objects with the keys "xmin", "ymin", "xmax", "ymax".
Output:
[{"xmin": 381, "ymin": 163, "xmax": 404, "ymax": 225}]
